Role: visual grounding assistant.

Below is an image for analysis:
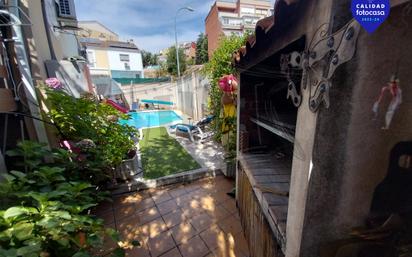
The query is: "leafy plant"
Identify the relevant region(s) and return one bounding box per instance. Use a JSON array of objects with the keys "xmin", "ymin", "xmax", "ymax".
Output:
[
  {"xmin": 195, "ymin": 33, "xmax": 208, "ymax": 65},
  {"xmin": 203, "ymin": 34, "xmax": 249, "ymax": 144},
  {"xmin": 0, "ymin": 142, "xmax": 127, "ymax": 257},
  {"xmin": 166, "ymin": 46, "xmax": 187, "ymax": 76},
  {"xmin": 44, "ymin": 88, "xmax": 137, "ymax": 183}
]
